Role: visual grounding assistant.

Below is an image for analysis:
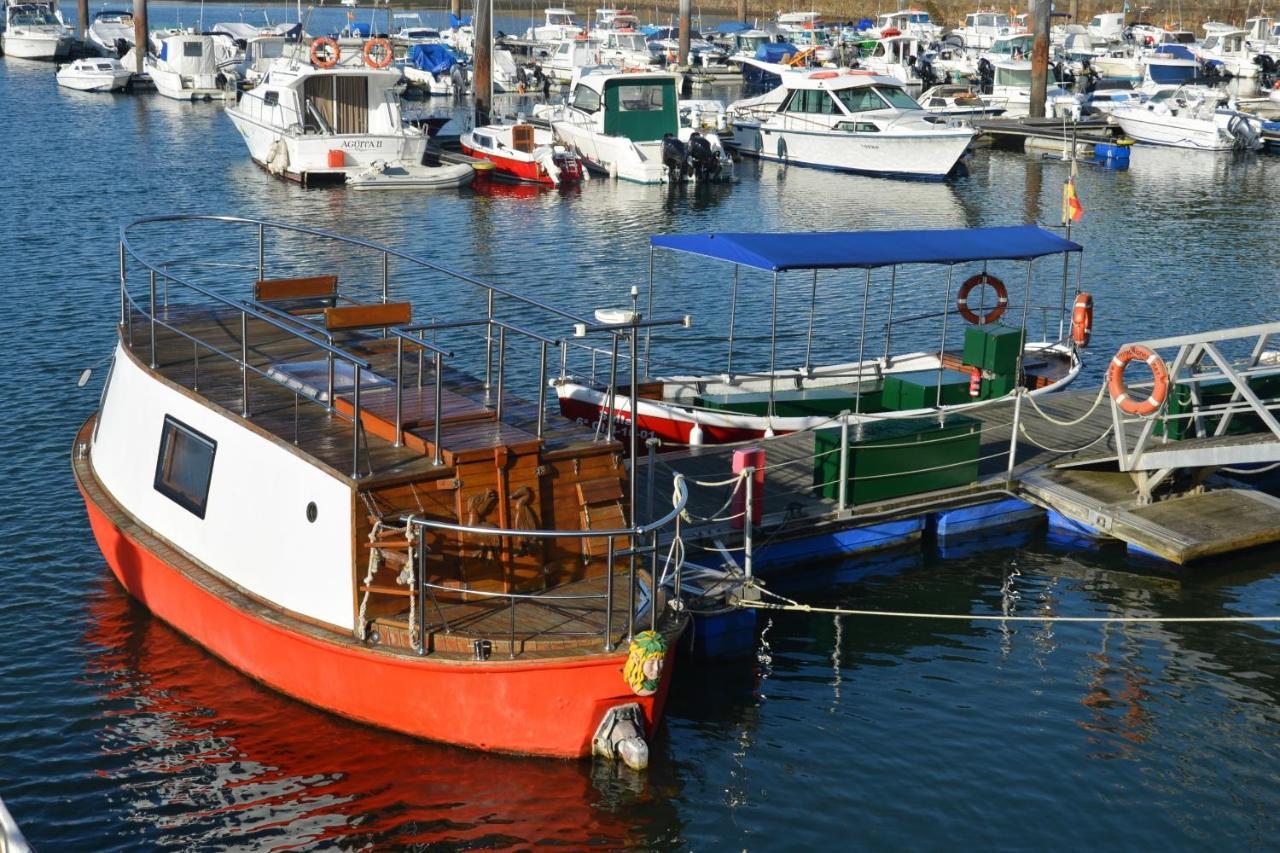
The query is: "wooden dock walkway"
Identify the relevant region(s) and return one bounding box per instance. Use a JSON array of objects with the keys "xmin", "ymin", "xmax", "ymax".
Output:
[
  {"xmin": 636, "ymin": 385, "xmax": 1280, "ymax": 566},
  {"xmin": 971, "ymin": 117, "xmax": 1124, "ymax": 152}
]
